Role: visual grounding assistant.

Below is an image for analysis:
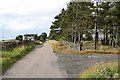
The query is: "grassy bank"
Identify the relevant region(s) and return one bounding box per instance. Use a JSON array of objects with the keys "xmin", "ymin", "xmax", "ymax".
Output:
[
  {"xmin": 1, "ymin": 42, "xmax": 35, "ymax": 73},
  {"xmin": 79, "ymin": 62, "xmax": 119, "ymax": 78},
  {"xmin": 49, "ymin": 40, "xmax": 120, "ymax": 54}
]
